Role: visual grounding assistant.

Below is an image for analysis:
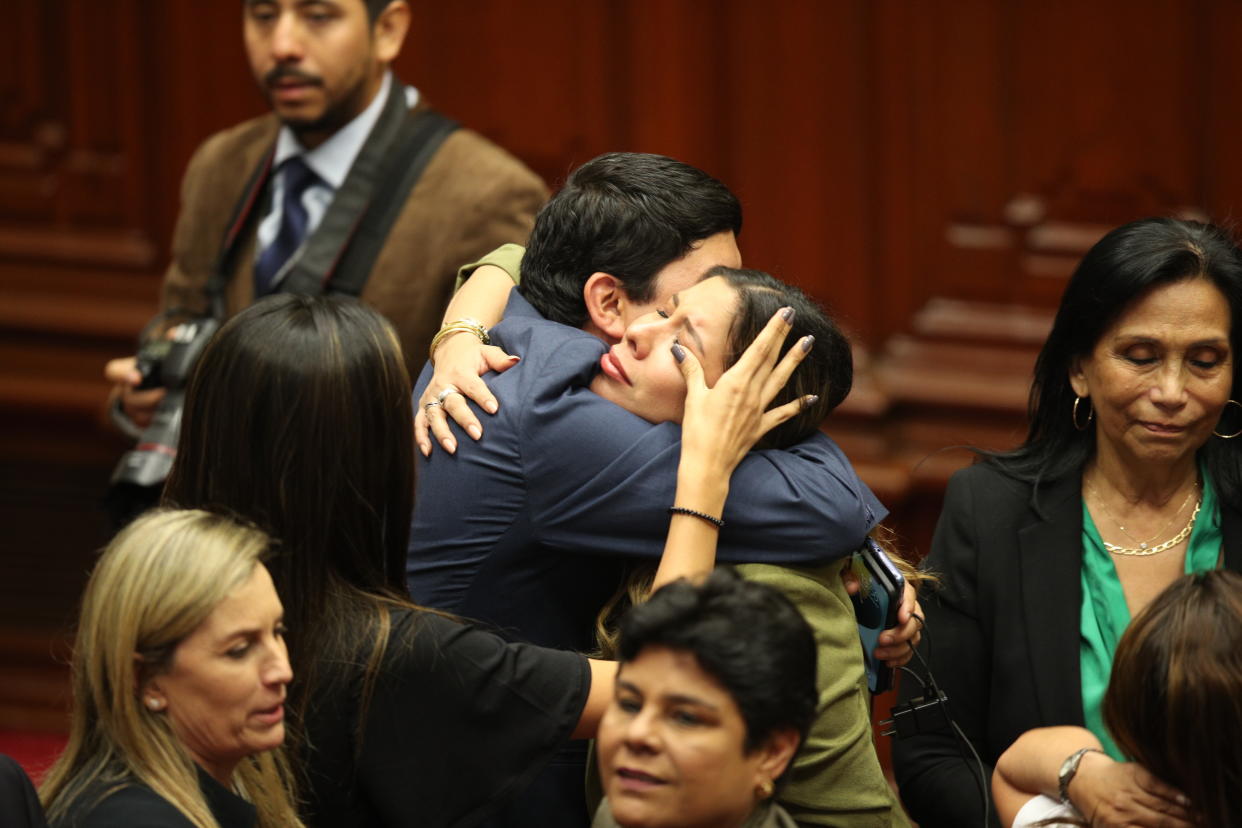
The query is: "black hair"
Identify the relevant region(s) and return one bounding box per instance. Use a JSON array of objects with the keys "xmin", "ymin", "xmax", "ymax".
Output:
[
  {"xmin": 243, "ymin": 0, "xmax": 393, "ymax": 24},
  {"xmin": 617, "ymin": 568, "xmax": 818, "ymax": 757},
  {"xmin": 164, "ymin": 294, "xmax": 415, "ymax": 743},
  {"xmin": 521, "ymin": 152, "xmax": 742, "ymax": 327},
  {"xmin": 984, "ymin": 218, "xmax": 1242, "ymax": 504},
  {"xmin": 711, "ymin": 266, "xmax": 852, "ymax": 449},
  {"xmin": 364, "ymin": 0, "xmax": 393, "ymax": 22}
]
